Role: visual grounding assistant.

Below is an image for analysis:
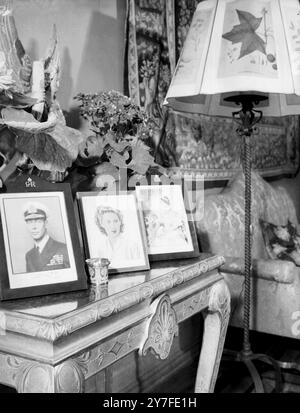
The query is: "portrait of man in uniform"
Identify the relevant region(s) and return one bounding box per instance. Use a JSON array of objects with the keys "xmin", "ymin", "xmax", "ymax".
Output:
[
  {"xmin": 23, "ymin": 201, "xmax": 70, "ymax": 273},
  {"xmin": 0, "ymin": 189, "xmax": 83, "ymax": 296}
]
